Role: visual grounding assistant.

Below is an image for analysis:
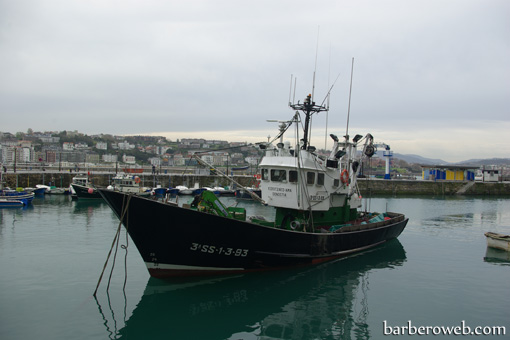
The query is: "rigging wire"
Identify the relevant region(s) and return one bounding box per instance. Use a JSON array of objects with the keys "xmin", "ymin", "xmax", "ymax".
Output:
[{"xmin": 93, "ymin": 194, "xmax": 132, "ymax": 297}]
